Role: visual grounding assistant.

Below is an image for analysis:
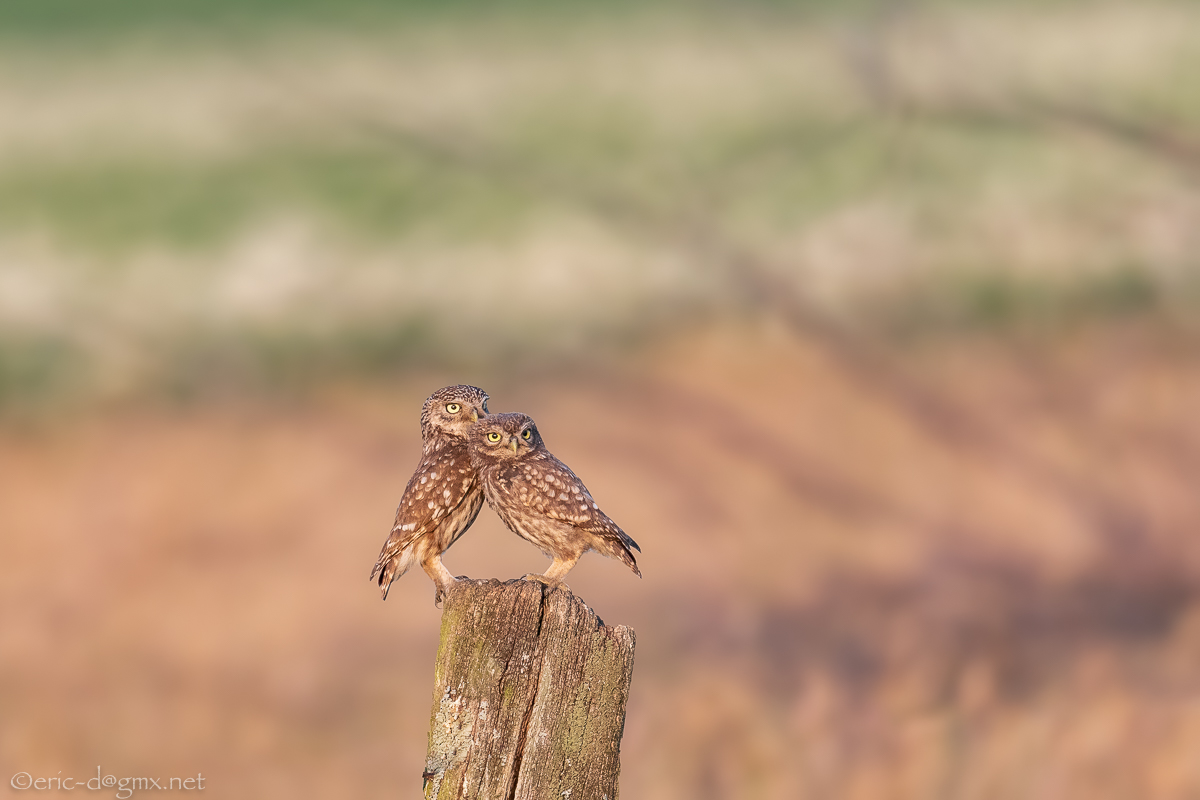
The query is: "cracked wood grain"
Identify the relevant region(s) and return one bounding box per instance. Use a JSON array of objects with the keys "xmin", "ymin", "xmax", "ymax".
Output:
[{"xmin": 423, "ymin": 579, "xmax": 635, "ymax": 800}]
